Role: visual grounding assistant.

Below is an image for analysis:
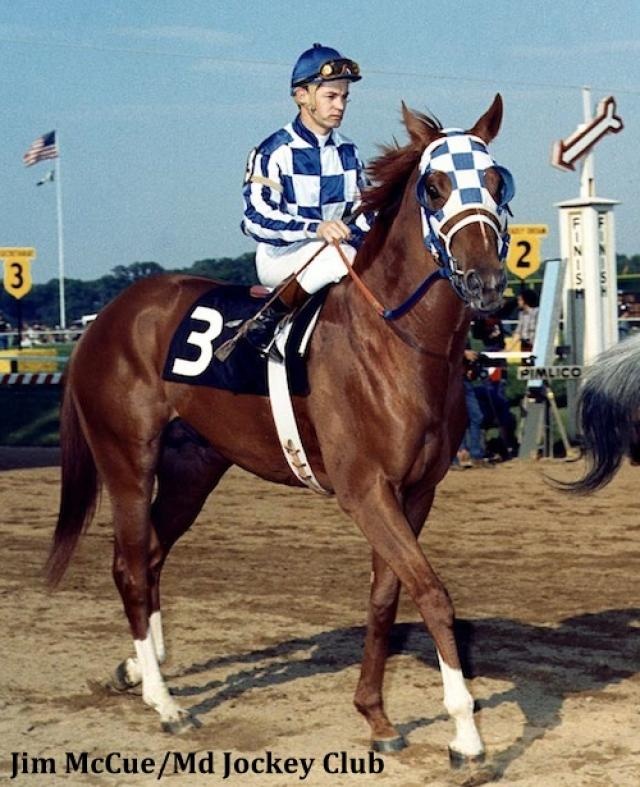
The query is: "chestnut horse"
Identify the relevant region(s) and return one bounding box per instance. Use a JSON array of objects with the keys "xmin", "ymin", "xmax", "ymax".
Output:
[{"xmin": 48, "ymin": 95, "xmax": 513, "ymax": 765}]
